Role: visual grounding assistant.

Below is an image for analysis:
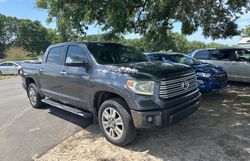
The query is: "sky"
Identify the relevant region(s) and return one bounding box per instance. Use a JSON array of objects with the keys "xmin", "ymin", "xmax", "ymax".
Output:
[{"xmin": 0, "ymin": 0, "xmax": 249, "ymax": 46}]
